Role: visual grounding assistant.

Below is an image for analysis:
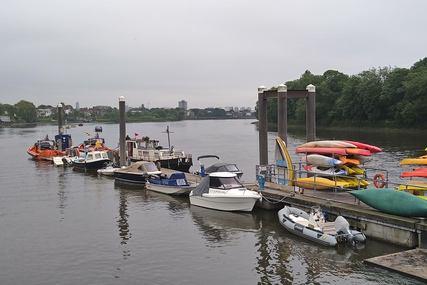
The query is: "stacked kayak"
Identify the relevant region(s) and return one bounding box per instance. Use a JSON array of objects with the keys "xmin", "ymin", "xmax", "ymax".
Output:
[
  {"xmin": 398, "ymin": 151, "xmax": 427, "ymax": 200},
  {"xmin": 296, "ymin": 140, "xmax": 382, "ymax": 190}
]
